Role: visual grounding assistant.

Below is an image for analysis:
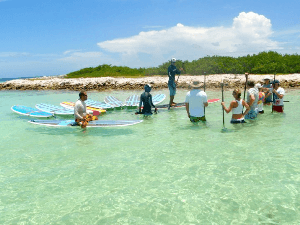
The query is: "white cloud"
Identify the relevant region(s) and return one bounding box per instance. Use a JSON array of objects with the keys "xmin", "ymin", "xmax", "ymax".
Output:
[
  {"xmin": 0, "ymin": 52, "xmax": 30, "ymax": 58},
  {"xmin": 97, "ymin": 12, "xmax": 282, "ymax": 67}
]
